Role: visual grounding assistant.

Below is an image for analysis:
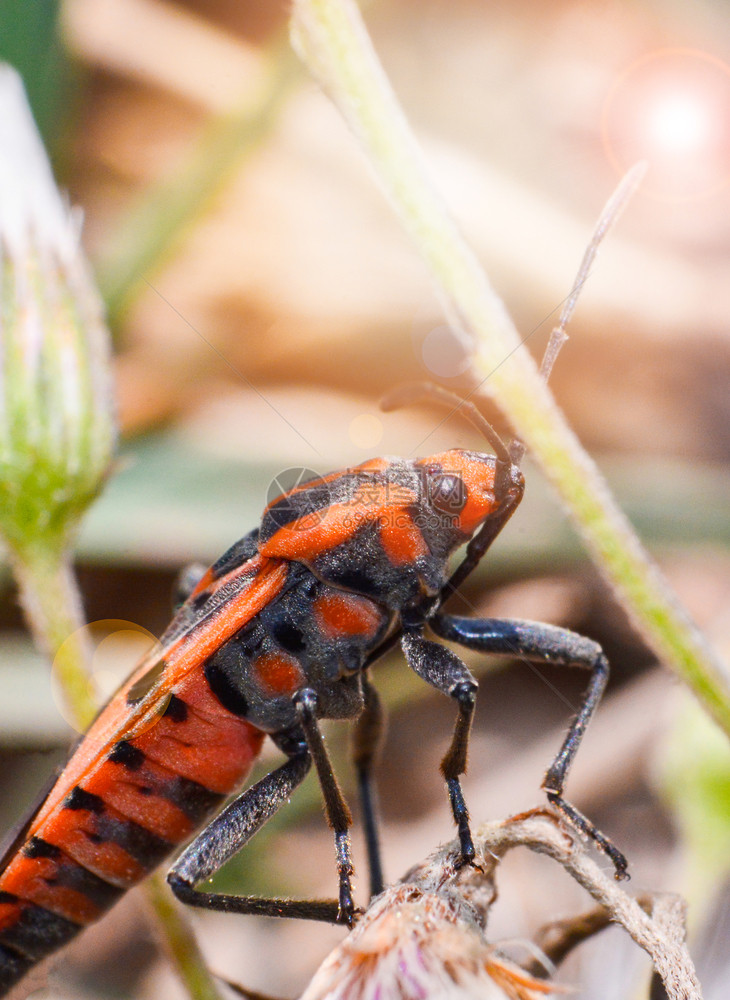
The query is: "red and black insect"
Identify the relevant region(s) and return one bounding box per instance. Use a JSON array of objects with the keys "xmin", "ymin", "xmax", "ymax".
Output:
[{"xmin": 0, "ymin": 390, "xmax": 627, "ymax": 995}]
